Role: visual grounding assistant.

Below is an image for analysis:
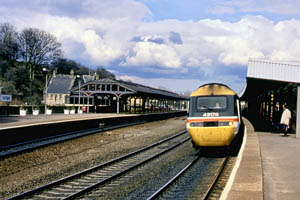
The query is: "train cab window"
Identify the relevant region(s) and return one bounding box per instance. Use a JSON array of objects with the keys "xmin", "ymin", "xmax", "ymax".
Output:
[{"xmin": 196, "ymin": 96, "xmax": 227, "ymax": 110}]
